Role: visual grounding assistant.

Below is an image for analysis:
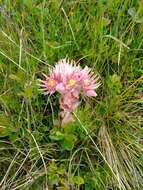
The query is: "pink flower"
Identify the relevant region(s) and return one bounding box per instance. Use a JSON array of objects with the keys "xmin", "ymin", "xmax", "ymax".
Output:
[
  {"xmin": 80, "ymin": 66, "xmax": 100, "ymax": 97},
  {"xmin": 59, "ymin": 91, "xmax": 79, "ymax": 125},
  {"xmin": 53, "ymin": 59, "xmax": 81, "ymax": 93},
  {"xmin": 40, "ymin": 58, "xmax": 100, "ymax": 125},
  {"xmin": 59, "ymin": 92, "xmax": 79, "ymax": 112},
  {"xmin": 40, "ymin": 75, "xmax": 57, "ymax": 95},
  {"xmin": 40, "ymin": 59, "xmax": 81, "ymax": 95}
]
